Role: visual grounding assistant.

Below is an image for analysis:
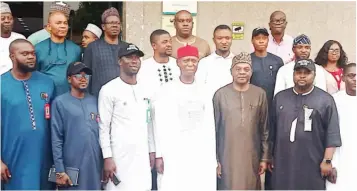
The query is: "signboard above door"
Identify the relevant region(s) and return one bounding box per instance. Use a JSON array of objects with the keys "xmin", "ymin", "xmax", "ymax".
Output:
[{"xmin": 162, "ymin": 1, "xmax": 197, "ymax": 16}]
